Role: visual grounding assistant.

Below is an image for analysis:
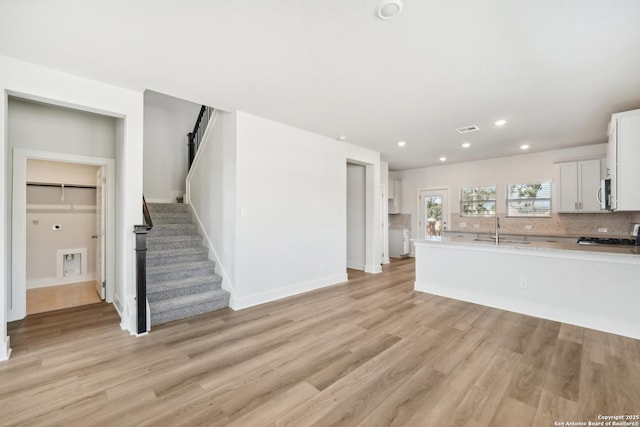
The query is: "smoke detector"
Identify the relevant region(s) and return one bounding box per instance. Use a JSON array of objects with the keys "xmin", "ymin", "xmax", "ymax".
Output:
[
  {"xmin": 377, "ymin": 0, "xmax": 403, "ymax": 20},
  {"xmin": 456, "ymin": 125, "xmax": 480, "ymax": 134}
]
